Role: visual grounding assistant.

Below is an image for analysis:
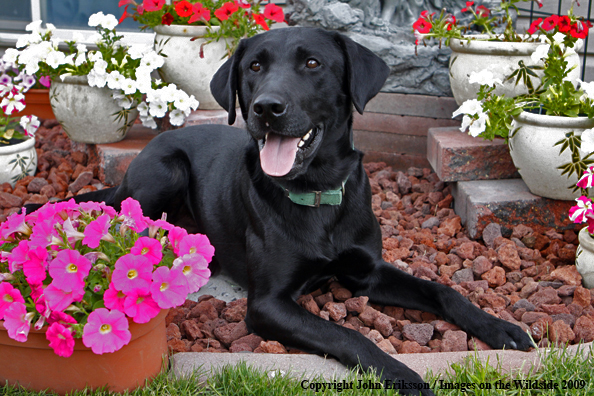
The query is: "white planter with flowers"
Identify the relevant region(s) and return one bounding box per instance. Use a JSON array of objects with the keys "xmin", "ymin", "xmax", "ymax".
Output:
[
  {"xmin": 449, "ymin": 36, "xmax": 582, "ymax": 105},
  {"xmin": 0, "ymin": 137, "xmax": 37, "ymax": 187},
  {"xmin": 509, "ymin": 111, "xmax": 594, "ymax": 200},
  {"xmin": 154, "ymin": 25, "xmax": 228, "ymax": 110},
  {"xmin": 50, "ymin": 75, "xmax": 139, "ymax": 144},
  {"xmin": 576, "ymin": 227, "xmax": 594, "ymax": 289}
]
